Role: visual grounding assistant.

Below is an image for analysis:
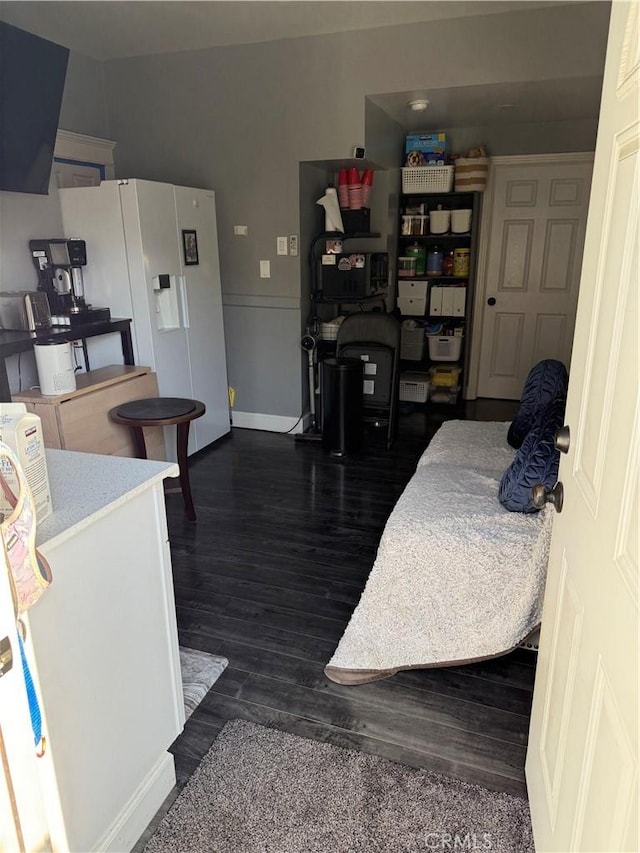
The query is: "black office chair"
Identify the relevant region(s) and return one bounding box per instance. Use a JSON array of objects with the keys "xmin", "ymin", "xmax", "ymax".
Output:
[{"xmin": 336, "ymin": 312, "xmax": 401, "ymax": 449}]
